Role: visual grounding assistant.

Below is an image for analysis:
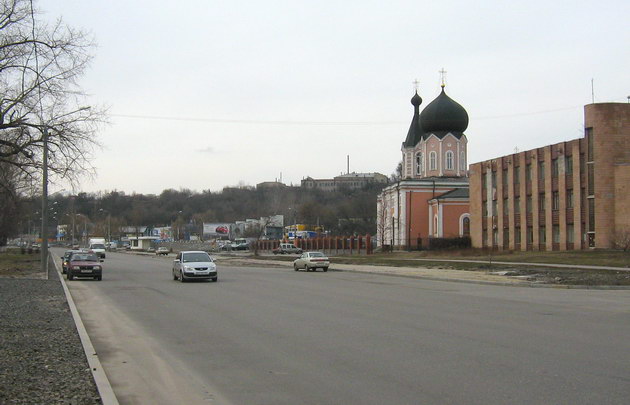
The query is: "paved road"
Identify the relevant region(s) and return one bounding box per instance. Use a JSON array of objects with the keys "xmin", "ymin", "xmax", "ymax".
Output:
[{"xmin": 59, "ymin": 250, "xmax": 630, "ymax": 405}]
